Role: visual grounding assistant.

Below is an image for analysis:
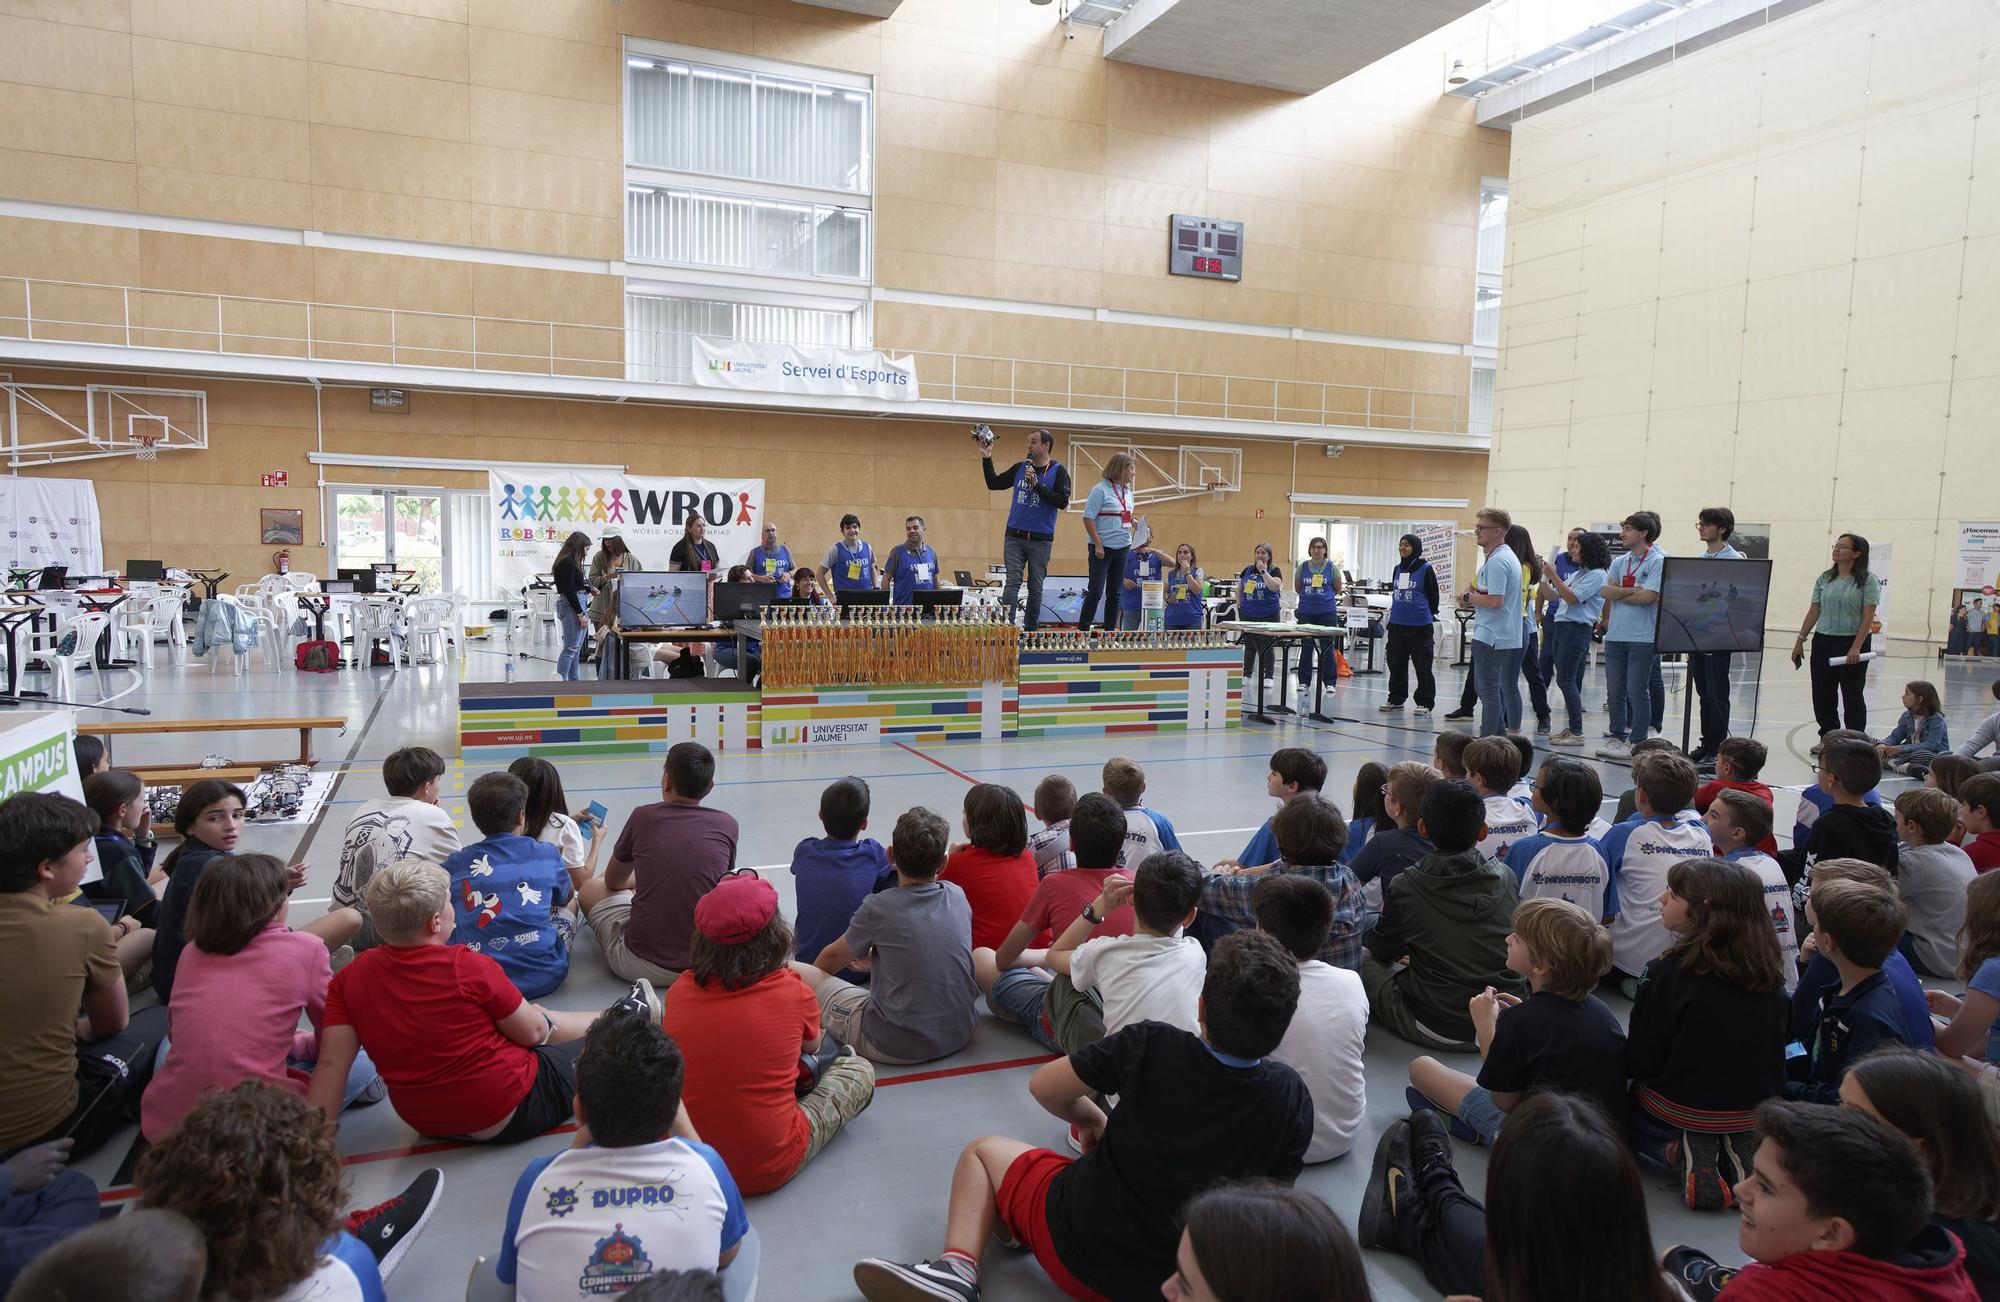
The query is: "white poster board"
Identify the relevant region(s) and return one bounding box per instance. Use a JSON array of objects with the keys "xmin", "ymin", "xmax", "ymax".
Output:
[
  {"xmin": 0, "ymin": 476, "xmax": 103, "ymax": 574},
  {"xmin": 0, "ymin": 709, "xmax": 98, "ymax": 883},
  {"xmin": 489, "ymin": 470, "xmax": 765, "ymax": 593},
  {"xmin": 1959, "ymin": 522, "xmax": 2000, "ymax": 590},
  {"xmin": 689, "ymin": 339, "xmax": 919, "ymax": 402}
]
